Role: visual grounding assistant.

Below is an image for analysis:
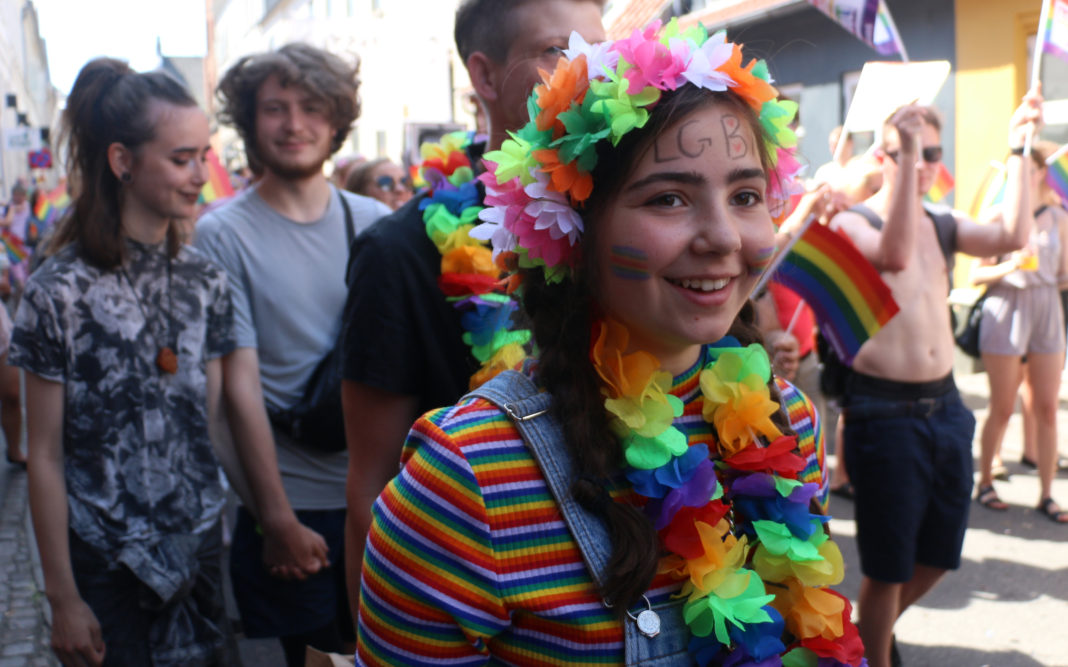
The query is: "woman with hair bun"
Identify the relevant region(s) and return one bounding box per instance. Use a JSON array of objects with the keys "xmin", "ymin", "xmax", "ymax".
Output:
[
  {"xmin": 355, "ymin": 21, "xmax": 864, "ymax": 666},
  {"xmin": 9, "ymin": 58, "xmax": 239, "ymax": 665}
]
